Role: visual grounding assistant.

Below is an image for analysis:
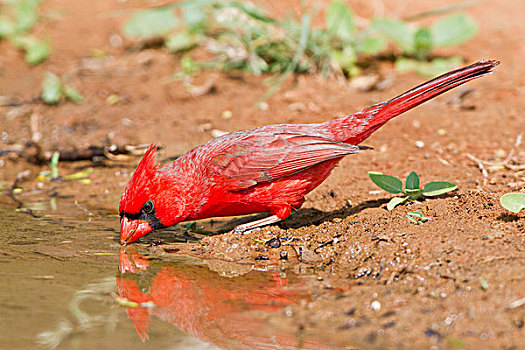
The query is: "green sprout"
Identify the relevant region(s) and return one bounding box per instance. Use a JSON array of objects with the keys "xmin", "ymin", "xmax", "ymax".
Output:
[
  {"xmin": 38, "ymin": 151, "xmax": 59, "ymax": 180},
  {"xmin": 0, "ymin": 0, "xmax": 51, "ymax": 65},
  {"xmin": 41, "ymin": 72, "xmax": 83, "ymax": 105},
  {"xmin": 38, "ymin": 153, "xmax": 93, "ymax": 182},
  {"xmin": 406, "ymin": 211, "xmax": 432, "ymax": 224},
  {"xmin": 373, "ymin": 11, "xmax": 478, "ymax": 76},
  {"xmin": 479, "ymin": 277, "xmax": 489, "ymax": 291},
  {"xmin": 500, "ymin": 193, "xmax": 525, "ymax": 214},
  {"xmin": 121, "ymin": 0, "xmax": 479, "ymax": 95},
  {"xmin": 369, "ymin": 171, "xmax": 457, "ymax": 210},
  {"xmin": 49, "ymin": 151, "xmax": 59, "ymax": 179}
]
